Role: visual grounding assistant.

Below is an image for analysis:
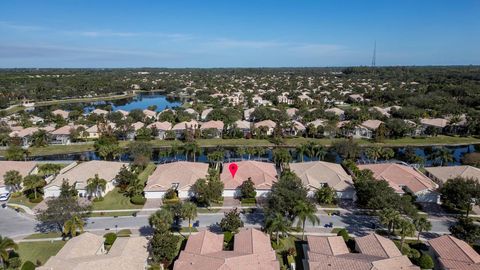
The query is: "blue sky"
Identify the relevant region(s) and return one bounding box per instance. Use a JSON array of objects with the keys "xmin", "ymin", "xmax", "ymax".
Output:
[{"xmin": 0, "ymin": 0, "xmax": 479, "ymax": 67}]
